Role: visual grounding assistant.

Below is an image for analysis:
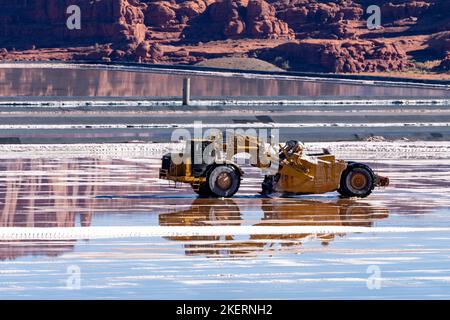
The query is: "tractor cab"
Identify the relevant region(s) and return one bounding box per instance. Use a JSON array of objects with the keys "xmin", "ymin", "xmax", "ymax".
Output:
[{"xmin": 190, "ymin": 138, "xmax": 216, "ymax": 177}]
